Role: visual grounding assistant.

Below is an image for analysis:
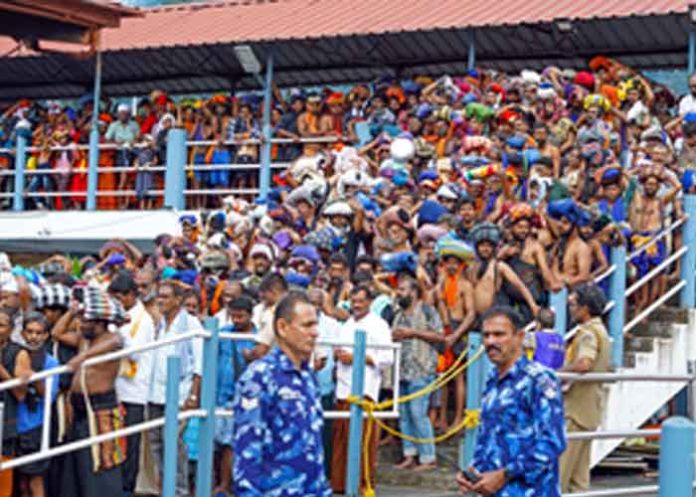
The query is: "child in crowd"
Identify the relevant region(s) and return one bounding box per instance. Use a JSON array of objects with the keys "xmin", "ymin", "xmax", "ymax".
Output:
[
  {"xmin": 134, "ymin": 134, "xmax": 157, "ymax": 210},
  {"xmin": 525, "ymin": 307, "xmax": 565, "ymax": 370},
  {"xmin": 11, "ymin": 312, "xmax": 59, "ymax": 497}
]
